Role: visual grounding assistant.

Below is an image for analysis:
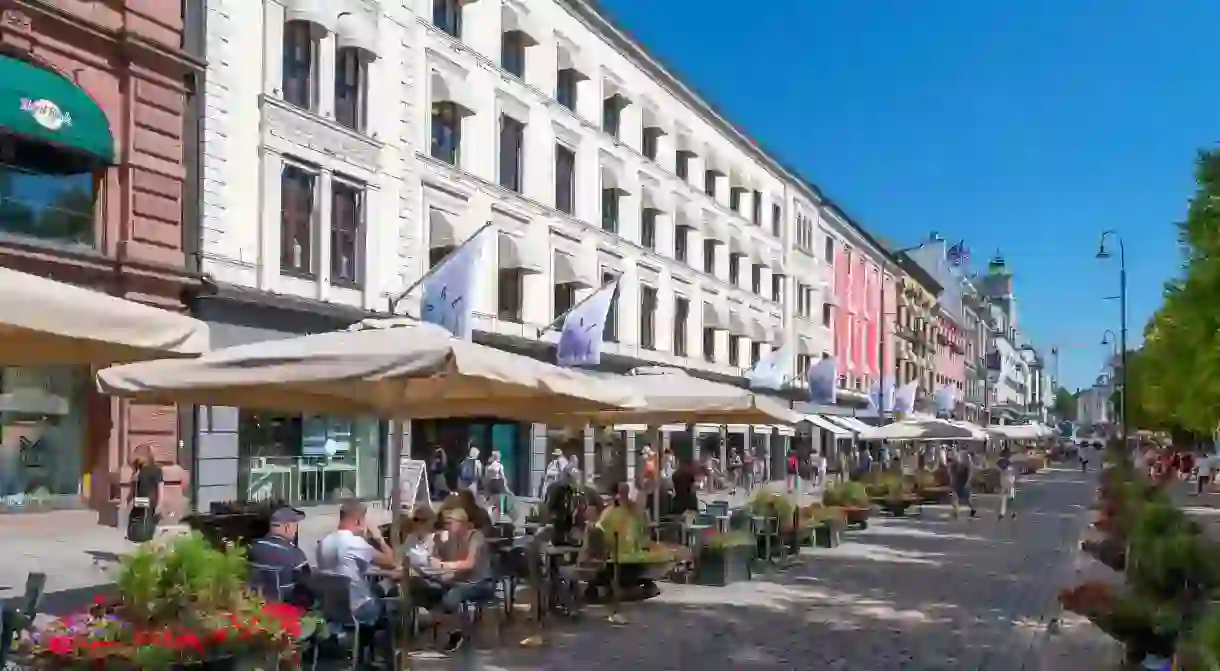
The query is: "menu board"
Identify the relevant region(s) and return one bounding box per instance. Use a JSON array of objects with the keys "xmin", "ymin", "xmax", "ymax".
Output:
[{"xmin": 398, "ymin": 458, "xmax": 430, "ymax": 510}]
